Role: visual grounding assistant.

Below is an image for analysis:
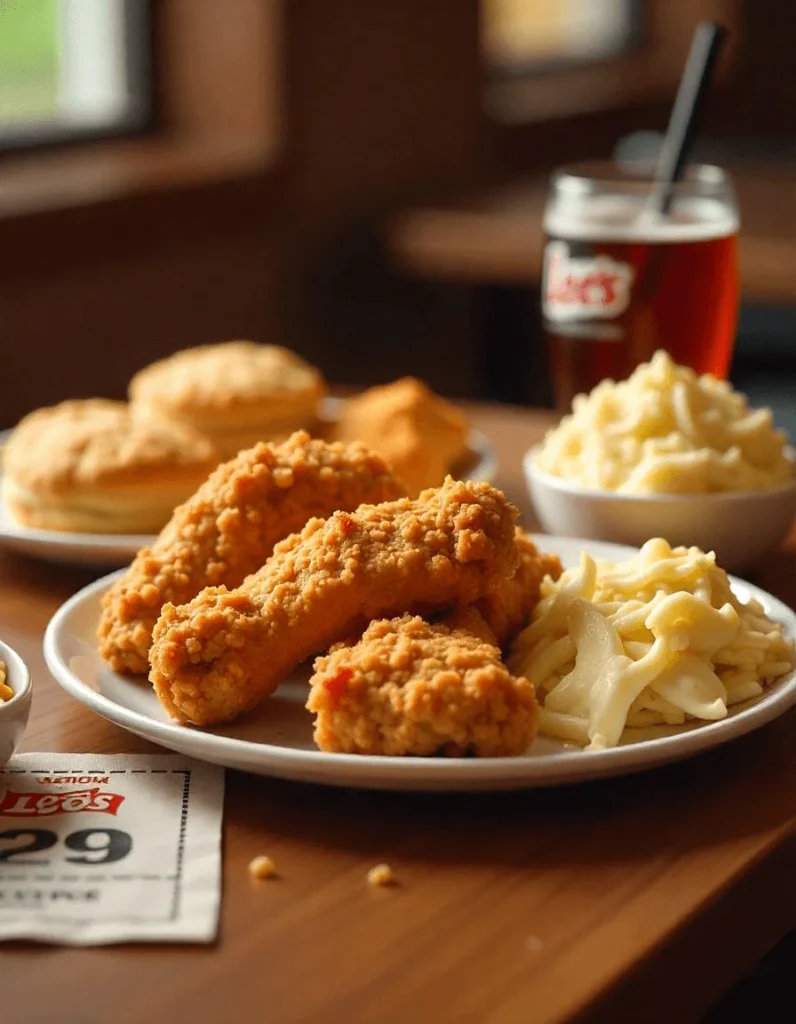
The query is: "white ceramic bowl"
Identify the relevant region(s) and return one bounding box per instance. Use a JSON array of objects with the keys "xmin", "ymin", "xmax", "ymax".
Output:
[
  {"xmin": 524, "ymin": 446, "xmax": 796, "ymax": 572},
  {"xmin": 0, "ymin": 639, "xmax": 32, "ymax": 765}
]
